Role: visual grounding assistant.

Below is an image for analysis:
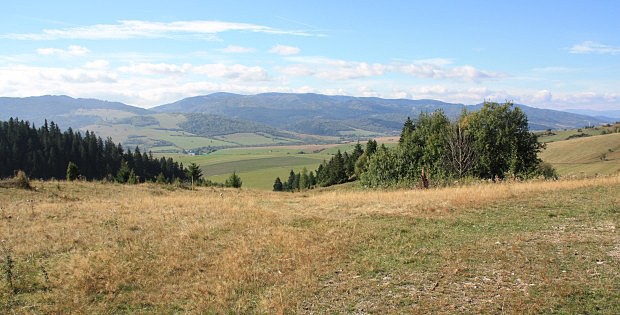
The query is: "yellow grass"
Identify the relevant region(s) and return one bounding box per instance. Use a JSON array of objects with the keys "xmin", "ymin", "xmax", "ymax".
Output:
[
  {"xmin": 540, "ymin": 133, "xmax": 620, "ymax": 176},
  {"xmin": 1, "ymin": 176, "xmax": 619, "ymax": 313}
]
